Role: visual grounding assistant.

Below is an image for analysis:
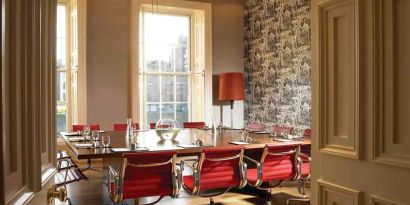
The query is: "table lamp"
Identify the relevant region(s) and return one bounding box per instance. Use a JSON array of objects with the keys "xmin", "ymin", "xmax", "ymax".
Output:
[{"xmin": 218, "ymin": 72, "xmax": 245, "ymax": 129}]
